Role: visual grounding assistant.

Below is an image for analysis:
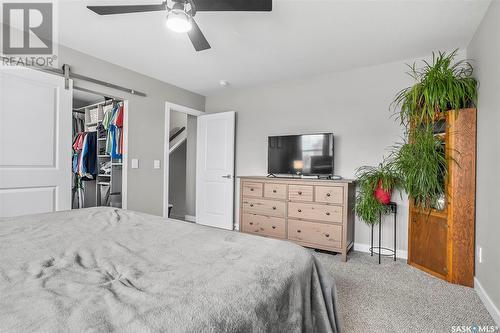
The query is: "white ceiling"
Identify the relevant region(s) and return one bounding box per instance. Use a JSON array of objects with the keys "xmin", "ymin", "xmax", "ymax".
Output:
[{"xmin": 59, "ymin": 0, "xmax": 490, "ymax": 96}]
